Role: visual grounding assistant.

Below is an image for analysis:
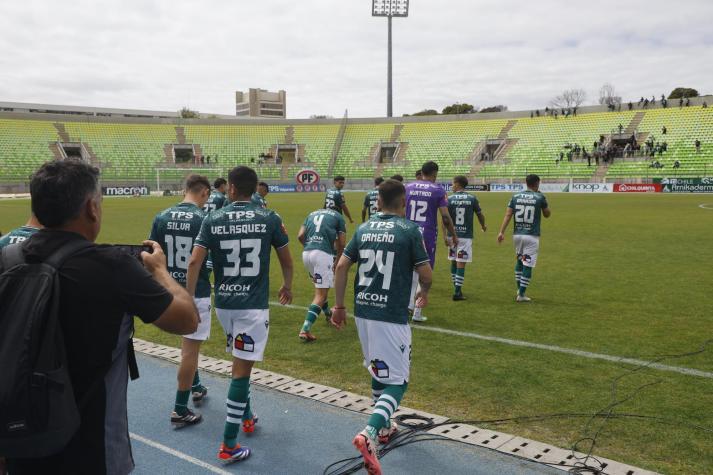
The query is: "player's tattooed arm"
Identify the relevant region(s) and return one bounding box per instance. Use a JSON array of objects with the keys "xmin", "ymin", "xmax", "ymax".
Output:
[
  {"xmin": 497, "ymin": 208, "xmax": 514, "ymax": 243},
  {"xmin": 439, "ymin": 207, "xmax": 458, "ymax": 246},
  {"xmin": 414, "ymin": 262, "xmax": 433, "ymax": 309},
  {"xmin": 477, "ymin": 212, "xmax": 487, "ymax": 232}
]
